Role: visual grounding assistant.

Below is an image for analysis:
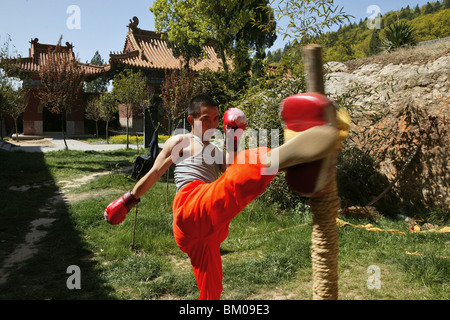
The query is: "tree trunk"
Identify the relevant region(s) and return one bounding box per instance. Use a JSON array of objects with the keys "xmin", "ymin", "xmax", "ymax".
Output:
[
  {"xmin": 1, "ymin": 116, "xmax": 4, "ymax": 140},
  {"xmin": 126, "ymin": 105, "xmax": 130, "ymax": 149},
  {"xmin": 95, "ymin": 120, "xmax": 99, "ymax": 138},
  {"xmin": 219, "ymin": 48, "xmax": 229, "ymax": 75},
  {"xmin": 105, "ymin": 121, "xmax": 109, "ymax": 144},
  {"xmin": 14, "ymin": 118, "xmax": 19, "ymax": 142},
  {"xmin": 61, "ymin": 111, "xmax": 68, "ymax": 151},
  {"xmin": 135, "ymin": 132, "xmax": 140, "ymax": 154},
  {"xmin": 165, "ymin": 118, "xmax": 172, "ymax": 206}
]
